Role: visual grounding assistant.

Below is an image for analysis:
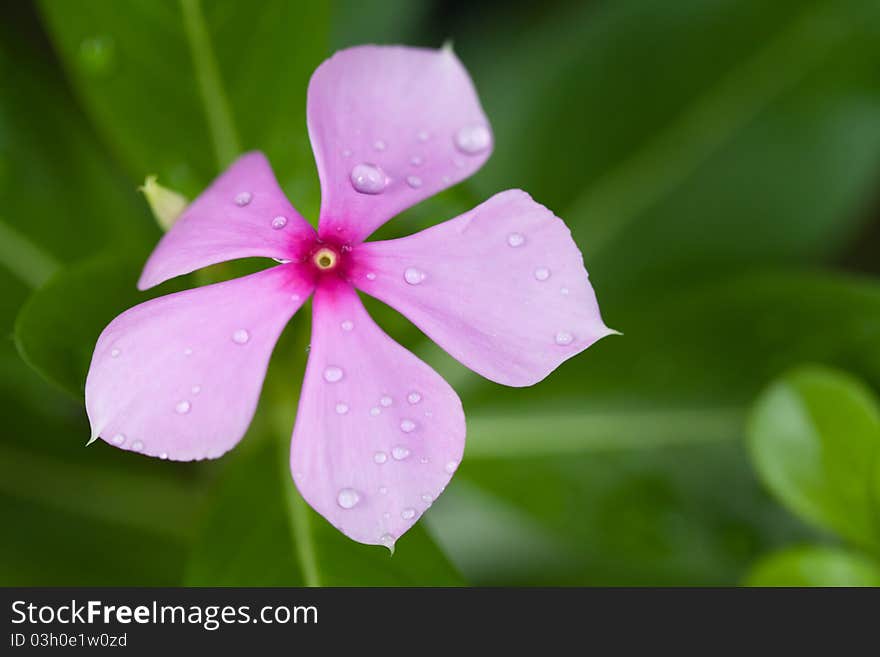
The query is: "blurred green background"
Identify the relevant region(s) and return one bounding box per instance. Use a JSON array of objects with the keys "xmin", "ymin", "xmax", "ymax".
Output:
[{"xmin": 3, "ymin": 0, "xmax": 880, "ymax": 586}]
